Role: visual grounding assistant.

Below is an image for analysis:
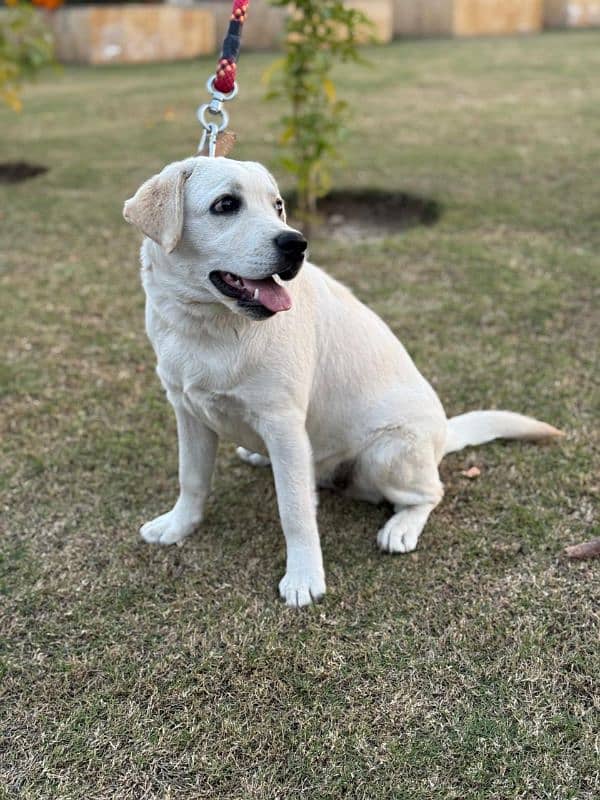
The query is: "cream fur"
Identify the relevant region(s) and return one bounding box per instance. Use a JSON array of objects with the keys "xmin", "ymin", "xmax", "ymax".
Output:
[{"xmin": 123, "ymin": 156, "xmax": 562, "ymax": 607}]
